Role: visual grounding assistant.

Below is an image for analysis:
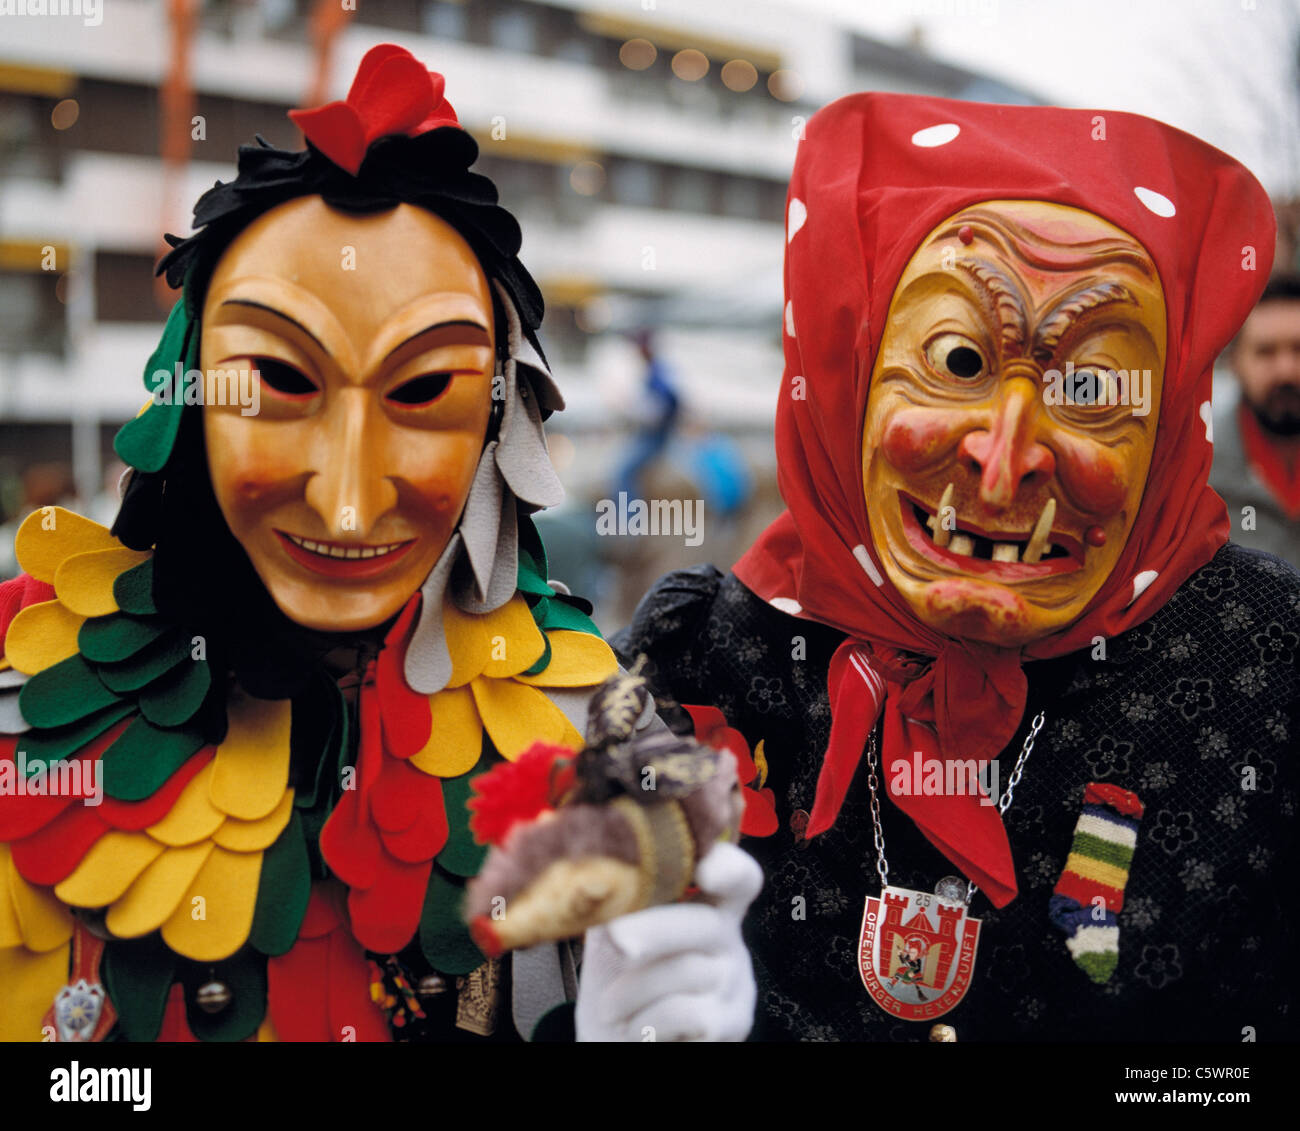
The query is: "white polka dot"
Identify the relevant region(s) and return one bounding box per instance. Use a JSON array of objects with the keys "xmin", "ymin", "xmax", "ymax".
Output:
[
  {"xmin": 852, "ymin": 544, "xmax": 884, "ymax": 587},
  {"xmin": 784, "ymin": 300, "xmax": 796, "ymax": 338},
  {"xmin": 769, "ymin": 596, "xmax": 802, "ymax": 615},
  {"xmin": 1128, "ymin": 569, "xmax": 1159, "ymax": 606},
  {"xmin": 787, "ymin": 198, "xmax": 807, "ymax": 243},
  {"xmin": 911, "ymin": 122, "xmax": 960, "ymax": 148},
  {"xmin": 1133, "ymin": 186, "xmax": 1175, "ymax": 218},
  {"xmin": 1199, "ymin": 400, "xmax": 1213, "ymax": 443}
]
